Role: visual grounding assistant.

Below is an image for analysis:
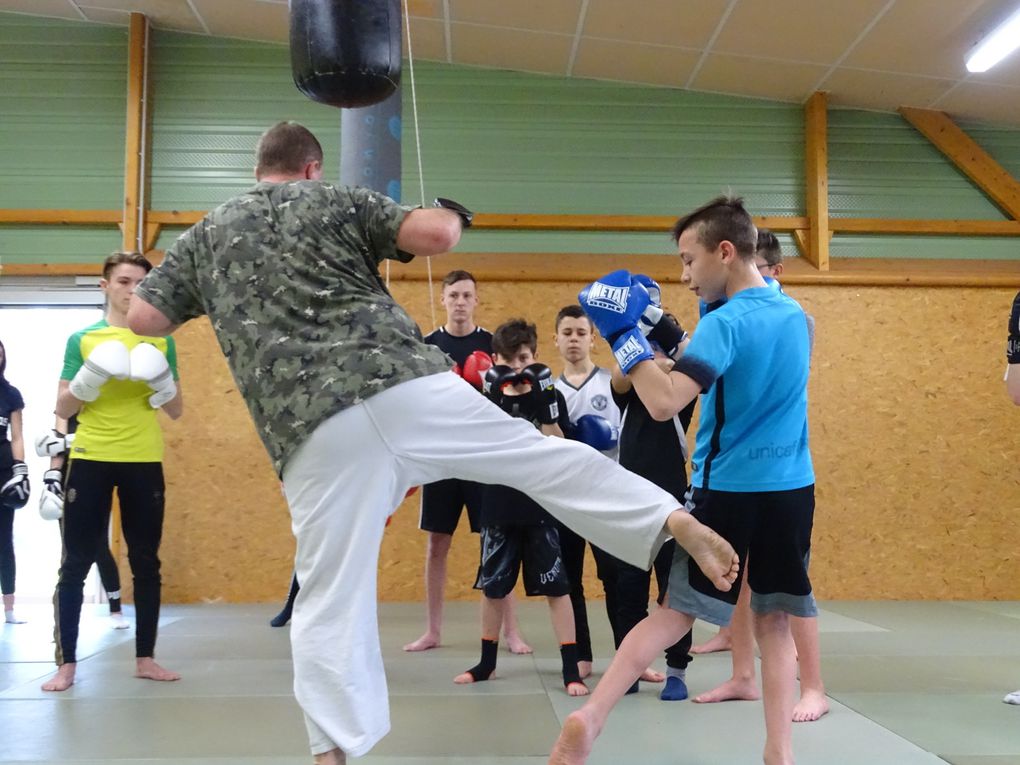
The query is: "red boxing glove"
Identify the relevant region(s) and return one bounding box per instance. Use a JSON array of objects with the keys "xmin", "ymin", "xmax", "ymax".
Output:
[{"xmin": 460, "ymin": 350, "xmax": 494, "ymax": 389}]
